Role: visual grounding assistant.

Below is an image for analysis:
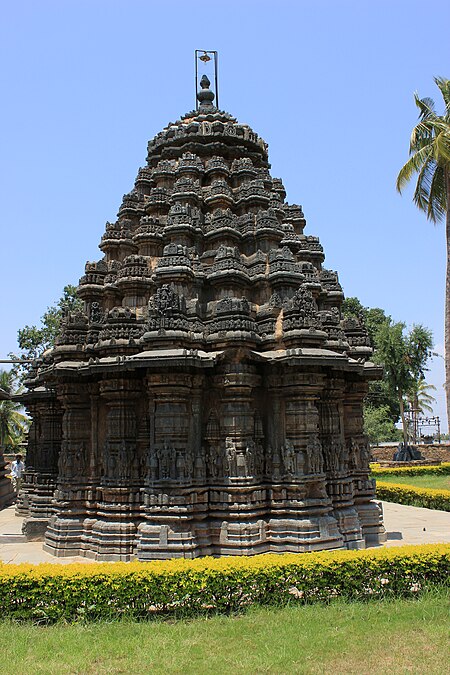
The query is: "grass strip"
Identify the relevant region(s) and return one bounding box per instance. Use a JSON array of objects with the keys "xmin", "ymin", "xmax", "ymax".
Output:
[{"xmin": 2, "ymin": 588, "xmax": 449, "ymax": 674}]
